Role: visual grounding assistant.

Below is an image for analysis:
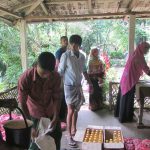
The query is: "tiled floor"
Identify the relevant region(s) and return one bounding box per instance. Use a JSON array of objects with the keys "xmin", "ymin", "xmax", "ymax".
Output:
[{"xmin": 61, "ymin": 104, "xmax": 150, "ymax": 150}]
